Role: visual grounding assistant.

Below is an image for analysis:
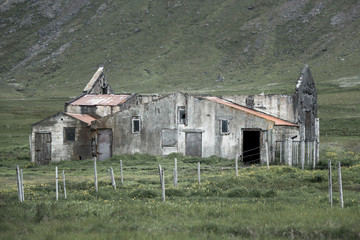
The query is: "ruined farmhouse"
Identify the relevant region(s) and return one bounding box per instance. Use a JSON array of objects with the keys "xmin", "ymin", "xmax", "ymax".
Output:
[{"xmin": 31, "ymin": 66, "xmax": 318, "ymax": 165}]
